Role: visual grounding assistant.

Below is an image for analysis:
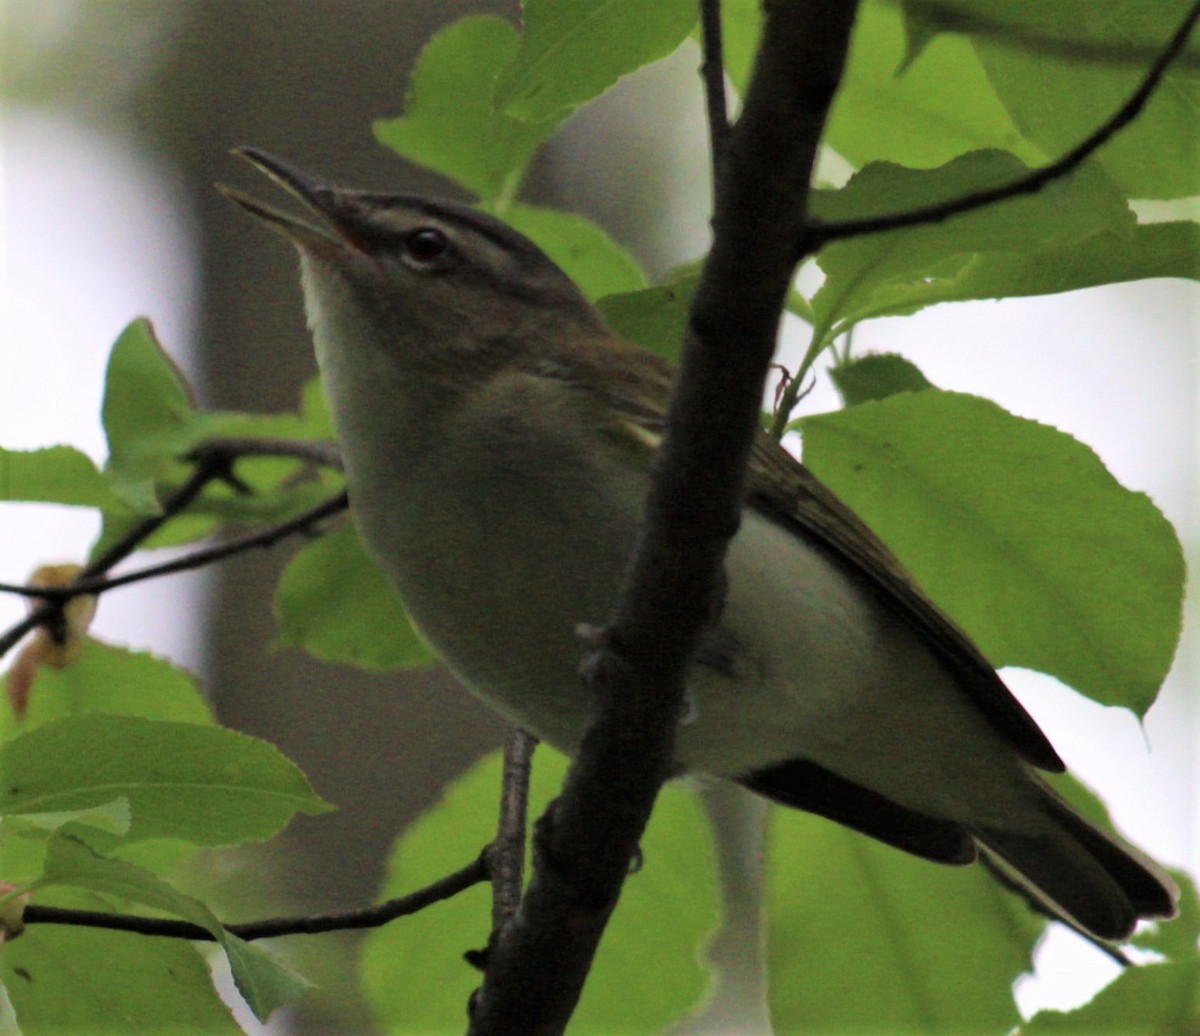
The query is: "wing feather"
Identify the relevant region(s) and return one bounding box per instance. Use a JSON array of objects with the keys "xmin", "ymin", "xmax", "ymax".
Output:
[{"xmin": 567, "ymin": 340, "xmax": 1063, "ymax": 772}]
